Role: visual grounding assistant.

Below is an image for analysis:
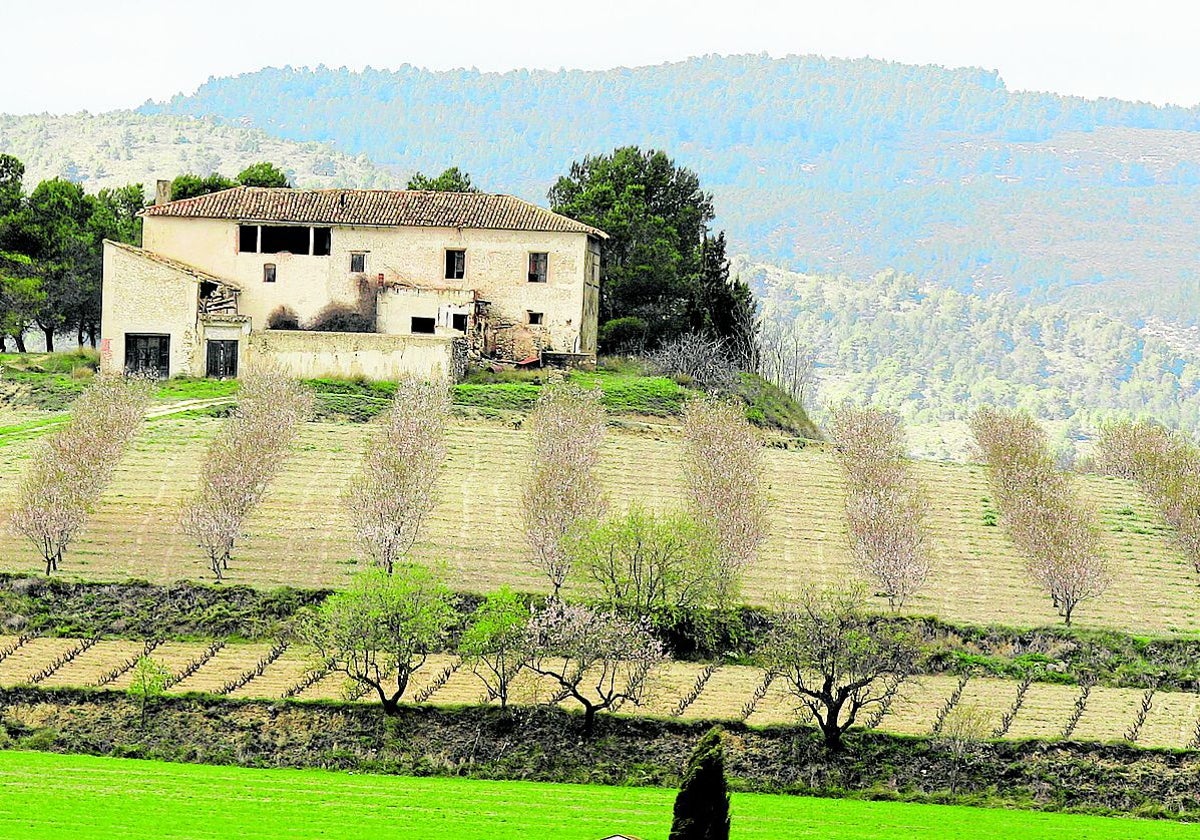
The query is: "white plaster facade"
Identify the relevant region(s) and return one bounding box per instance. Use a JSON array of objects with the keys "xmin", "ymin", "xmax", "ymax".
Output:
[{"xmin": 100, "ymin": 187, "xmax": 604, "ymax": 380}]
